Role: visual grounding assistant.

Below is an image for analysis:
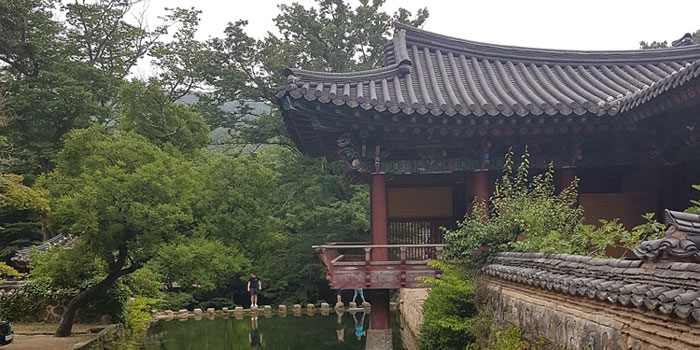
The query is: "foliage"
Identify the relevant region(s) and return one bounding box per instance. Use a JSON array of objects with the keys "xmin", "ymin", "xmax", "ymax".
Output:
[
  {"xmin": 0, "ymin": 173, "xmax": 49, "ymax": 212},
  {"xmin": 0, "ymin": 1, "xmax": 188, "ymax": 174},
  {"xmin": 124, "ymin": 296, "xmax": 159, "ymax": 350},
  {"xmin": 687, "ymin": 185, "xmax": 700, "ymax": 214},
  {"xmin": 152, "ymin": 237, "xmax": 249, "ymax": 294},
  {"xmin": 255, "ymin": 147, "xmax": 369, "ymax": 304},
  {"xmin": 40, "ymin": 126, "xmax": 197, "ymax": 335},
  {"xmin": 0, "ymin": 262, "xmax": 21, "ymax": 281},
  {"xmin": 29, "ymin": 243, "xmax": 105, "ymax": 290},
  {"xmin": 117, "ymin": 80, "xmax": 210, "ymax": 153},
  {"xmin": 197, "ymin": 0, "xmax": 429, "ymax": 149},
  {"xmin": 445, "ymin": 149, "xmax": 668, "ymax": 263},
  {"xmin": 28, "ymin": 244, "xmax": 128, "ymax": 323},
  {"xmin": 419, "ymin": 261, "xmax": 489, "ymax": 350},
  {"xmin": 485, "ymin": 327, "xmax": 529, "ymax": 350},
  {"xmin": 443, "ymin": 149, "xmax": 582, "ymax": 266},
  {"xmin": 122, "ymin": 265, "xmax": 164, "ymax": 300},
  {"xmin": 640, "ymin": 29, "xmax": 700, "ymax": 49},
  {"xmin": 191, "ymin": 154, "xmax": 278, "ymax": 259},
  {"xmin": 159, "ymin": 291, "xmax": 195, "ymax": 311}
]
